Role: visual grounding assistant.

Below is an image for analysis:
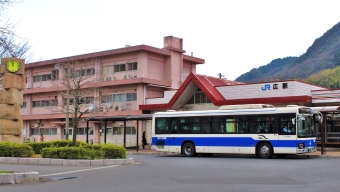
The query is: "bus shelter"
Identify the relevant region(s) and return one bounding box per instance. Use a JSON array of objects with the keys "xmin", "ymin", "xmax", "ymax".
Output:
[
  {"xmin": 312, "ymin": 106, "xmax": 340, "ymax": 146},
  {"xmin": 84, "ymin": 114, "xmax": 153, "ymax": 151}
]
